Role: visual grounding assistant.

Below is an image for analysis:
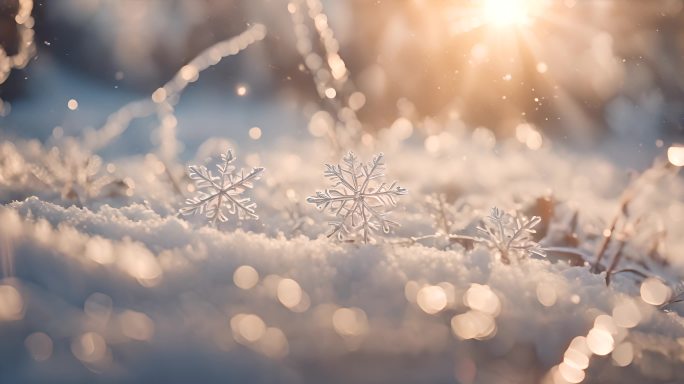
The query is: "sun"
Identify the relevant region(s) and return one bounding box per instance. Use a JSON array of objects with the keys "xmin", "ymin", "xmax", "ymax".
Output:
[{"xmin": 481, "ymin": 0, "xmax": 541, "ymax": 28}]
